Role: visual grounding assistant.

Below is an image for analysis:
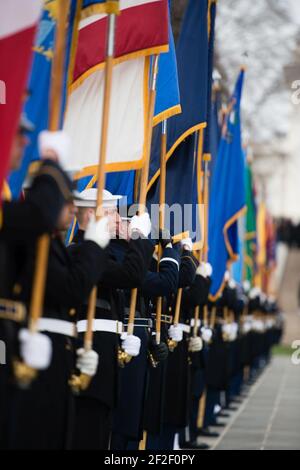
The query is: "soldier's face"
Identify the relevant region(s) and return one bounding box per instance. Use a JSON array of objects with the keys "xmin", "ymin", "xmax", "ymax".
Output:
[
  {"xmin": 10, "ymin": 130, "xmax": 29, "ymax": 170},
  {"xmin": 119, "ymin": 219, "xmax": 130, "ymax": 241},
  {"xmin": 57, "ymin": 202, "xmax": 78, "ymax": 231},
  {"xmin": 102, "ymin": 207, "xmax": 121, "ymax": 239}
]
